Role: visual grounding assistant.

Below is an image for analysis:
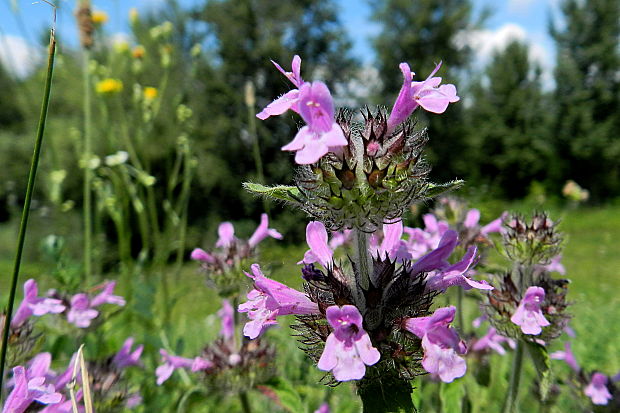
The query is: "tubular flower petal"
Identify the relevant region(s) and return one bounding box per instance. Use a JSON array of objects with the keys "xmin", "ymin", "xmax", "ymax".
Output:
[
  {"xmin": 584, "ymin": 373, "xmax": 612, "ymax": 405},
  {"xmin": 215, "ymin": 222, "xmax": 235, "ymax": 248},
  {"xmin": 248, "ymin": 213, "xmax": 283, "ymax": 248},
  {"xmin": 257, "ymin": 55, "xmax": 304, "ymax": 120},
  {"xmin": 387, "ymin": 62, "xmax": 459, "ymax": 133},
  {"xmin": 281, "ymin": 82, "xmax": 347, "ymax": 164},
  {"xmin": 472, "ymin": 327, "xmax": 515, "ymax": 355},
  {"xmin": 67, "ymin": 294, "xmax": 99, "ymax": 328},
  {"xmin": 510, "ymin": 286, "xmax": 550, "ymax": 335},
  {"xmin": 91, "ymin": 281, "xmax": 126, "ymax": 307},
  {"xmin": 217, "ymin": 299, "xmax": 235, "ymax": 340},
  {"xmin": 3, "ymin": 366, "xmax": 62, "ymax": 413},
  {"xmin": 238, "ymin": 264, "xmax": 319, "ymax": 339},
  {"xmin": 113, "ymin": 338, "xmax": 144, "ymax": 369},
  {"xmin": 155, "ymin": 350, "xmax": 195, "ymax": 385},
  {"xmin": 426, "ymin": 246, "xmax": 492, "ymax": 291},
  {"xmin": 300, "ymin": 221, "xmax": 334, "ymax": 267},
  {"xmin": 12, "ymin": 279, "xmax": 66, "ymax": 328},
  {"xmin": 404, "ymin": 306, "xmax": 467, "ymax": 383},
  {"xmin": 317, "ymin": 305, "xmax": 380, "ymax": 381},
  {"xmin": 550, "ymin": 342, "xmax": 579, "ymax": 372}
]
